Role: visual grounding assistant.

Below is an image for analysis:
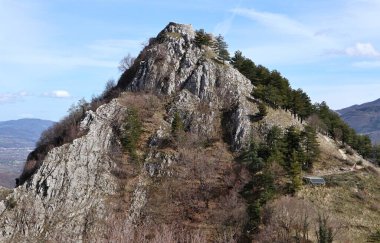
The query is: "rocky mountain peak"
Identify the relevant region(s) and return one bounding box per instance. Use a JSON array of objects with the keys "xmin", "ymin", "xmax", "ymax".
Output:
[
  {"xmin": 117, "ymin": 22, "xmax": 259, "ymax": 149},
  {"xmin": 119, "ymin": 22, "xmax": 252, "ymax": 102},
  {"xmin": 159, "ymin": 22, "xmax": 195, "ymax": 41},
  {"xmin": 0, "ymin": 22, "xmax": 307, "ymax": 242}
]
